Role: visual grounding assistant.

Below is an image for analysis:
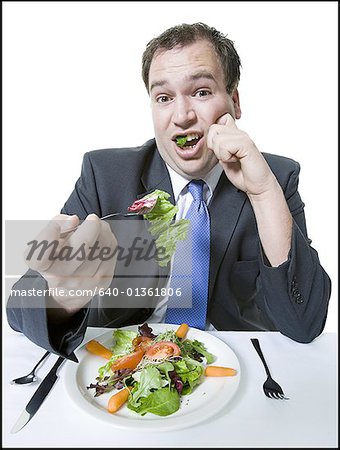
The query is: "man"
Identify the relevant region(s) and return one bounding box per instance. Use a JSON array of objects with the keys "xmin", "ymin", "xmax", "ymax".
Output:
[{"xmin": 7, "ymin": 23, "xmax": 331, "ymax": 360}]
